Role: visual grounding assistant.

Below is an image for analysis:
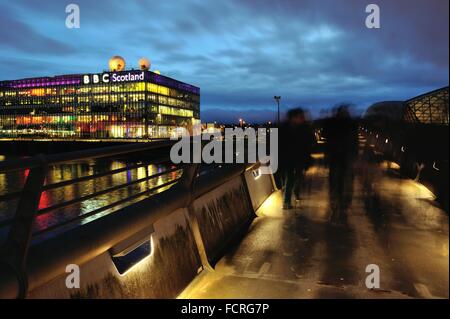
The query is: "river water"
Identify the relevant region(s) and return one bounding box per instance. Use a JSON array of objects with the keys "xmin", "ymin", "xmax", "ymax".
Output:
[{"xmin": 0, "ymin": 155, "xmax": 180, "ymax": 241}]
